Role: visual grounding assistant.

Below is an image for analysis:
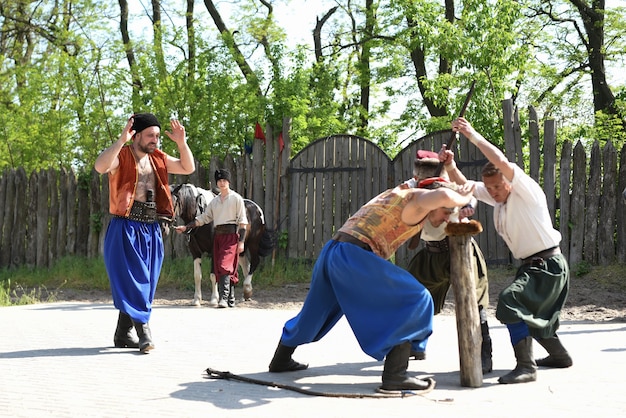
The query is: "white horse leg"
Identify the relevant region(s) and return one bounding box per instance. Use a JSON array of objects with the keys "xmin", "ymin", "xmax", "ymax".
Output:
[
  {"xmin": 239, "ymin": 254, "xmax": 253, "ymax": 300},
  {"xmin": 242, "ymin": 274, "xmax": 253, "ymax": 301},
  {"xmin": 192, "ymin": 258, "xmax": 202, "ymax": 306},
  {"xmin": 209, "ymin": 272, "xmax": 218, "ymax": 306}
]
